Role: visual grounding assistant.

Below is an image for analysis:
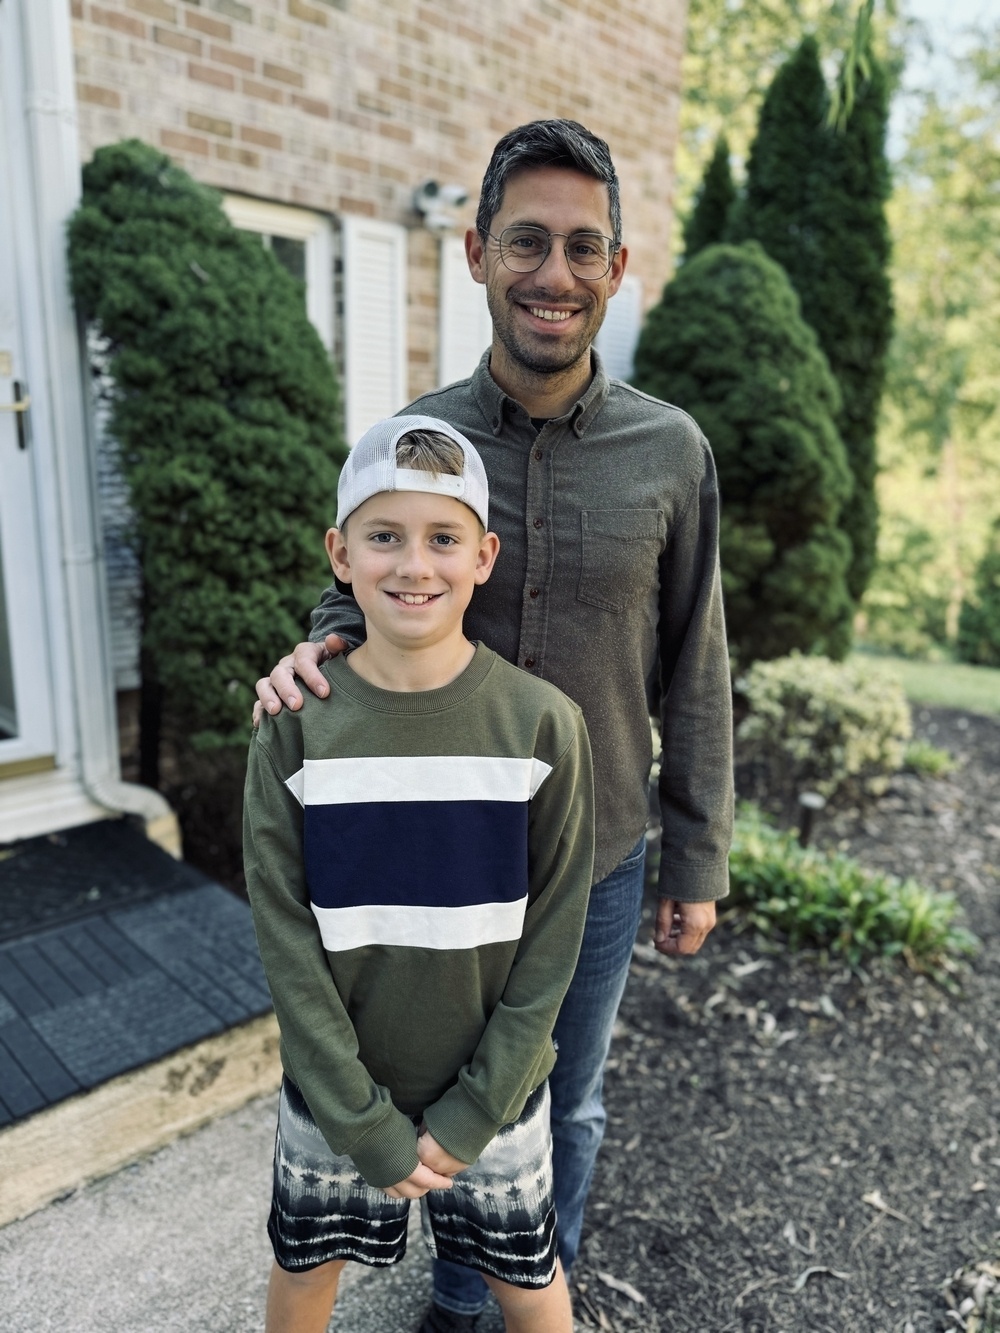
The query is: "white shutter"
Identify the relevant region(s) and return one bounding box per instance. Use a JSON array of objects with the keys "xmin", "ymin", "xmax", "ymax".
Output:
[
  {"xmin": 595, "ymin": 274, "xmax": 643, "ymax": 382},
  {"xmin": 341, "ymin": 216, "xmax": 408, "ymax": 444},
  {"xmin": 439, "ymin": 236, "xmax": 492, "ymax": 387}
]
